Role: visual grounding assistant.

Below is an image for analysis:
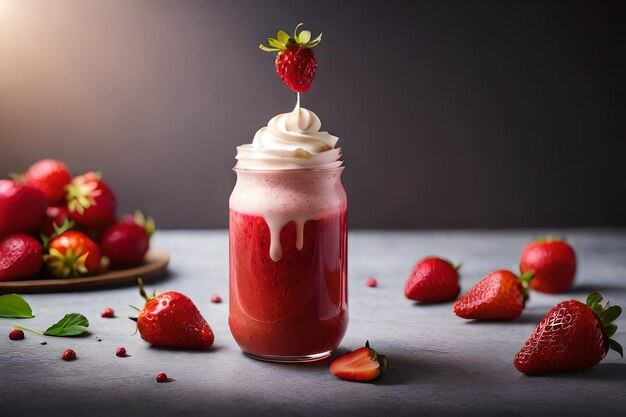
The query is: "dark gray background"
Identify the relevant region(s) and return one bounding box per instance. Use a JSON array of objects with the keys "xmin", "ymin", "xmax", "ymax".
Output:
[{"xmin": 1, "ymin": 0, "xmax": 624, "ymax": 229}]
